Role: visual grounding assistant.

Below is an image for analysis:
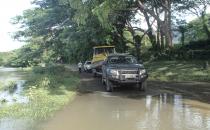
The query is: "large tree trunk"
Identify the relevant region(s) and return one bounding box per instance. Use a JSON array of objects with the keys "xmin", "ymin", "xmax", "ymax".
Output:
[
  {"xmin": 155, "ymin": 7, "xmax": 161, "ymax": 50},
  {"xmin": 143, "ymin": 11, "xmax": 156, "ymax": 49},
  {"xmin": 137, "ymin": 0, "xmax": 173, "ymax": 49},
  {"xmin": 156, "ymin": 28, "xmax": 161, "ymax": 49},
  {"xmin": 165, "ymin": 0, "xmax": 173, "ymax": 48},
  {"xmin": 201, "ymin": 14, "xmax": 210, "ymax": 39},
  {"xmin": 181, "ymin": 31, "xmax": 185, "ymax": 45},
  {"xmin": 160, "ymin": 21, "xmax": 165, "ymax": 49}
]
